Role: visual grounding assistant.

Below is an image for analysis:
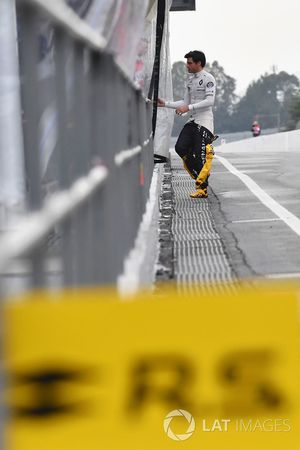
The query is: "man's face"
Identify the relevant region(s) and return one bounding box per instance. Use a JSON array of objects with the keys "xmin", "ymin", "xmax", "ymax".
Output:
[{"xmin": 186, "ymin": 57, "xmax": 201, "ymax": 73}]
